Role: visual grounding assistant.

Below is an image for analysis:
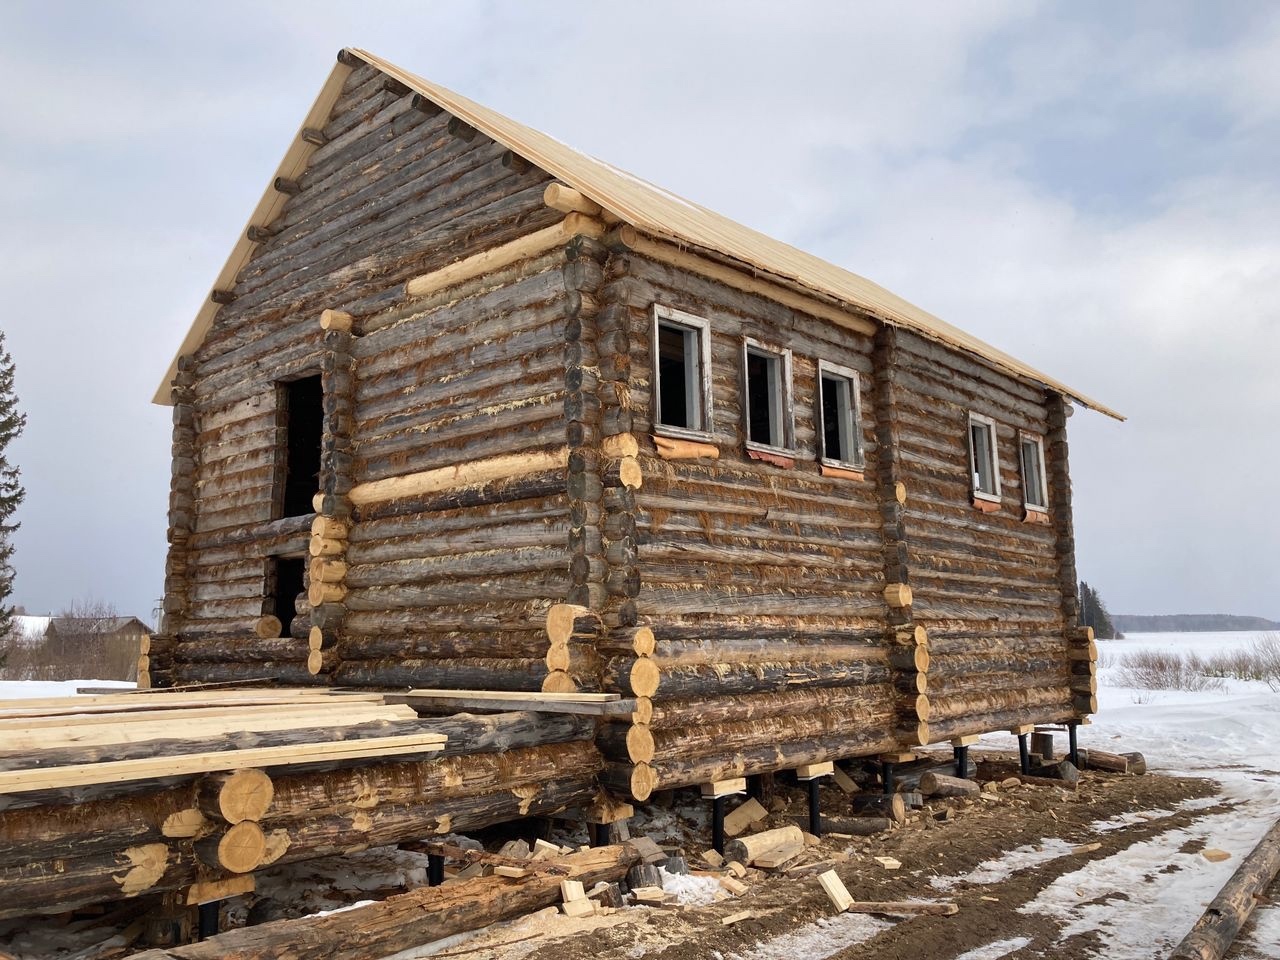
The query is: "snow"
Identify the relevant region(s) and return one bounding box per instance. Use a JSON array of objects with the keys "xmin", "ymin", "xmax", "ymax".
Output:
[
  {"xmin": 726, "ymin": 912, "xmax": 893, "ymax": 960},
  {"xmin": 658, "ymin": 866, "xmax": 723, "ymax": 905},
  {"xmin": 0, "ymin": 679, "xmax": 134, "ymax": 699},
  {"xmin": 952, "ymin": 939, "xmax": 1032, "ymax": 960}
]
